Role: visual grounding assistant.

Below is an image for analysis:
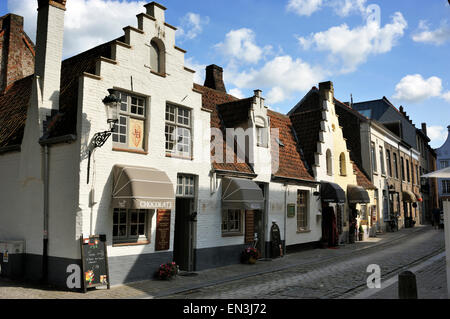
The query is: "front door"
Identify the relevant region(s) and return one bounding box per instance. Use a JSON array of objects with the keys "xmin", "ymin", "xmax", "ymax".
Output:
[
  {"xmin": 174, "ymin": 198, "xmax": 193, "ymax": 271},
  {"xmin": 245, "ymin": 210, "xmax": 265, "ymax": 258}
]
